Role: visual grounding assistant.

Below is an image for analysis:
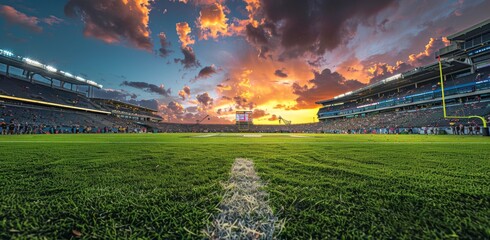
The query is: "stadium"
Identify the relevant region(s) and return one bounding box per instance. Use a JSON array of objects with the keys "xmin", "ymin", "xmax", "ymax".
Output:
[
  {"xmin": 1, "ymin": 1, "xmax": 490, "ymax": 239},
  {"xmin": 2, "ymin": 21, "xmax": 490, "ymax": 135}
]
